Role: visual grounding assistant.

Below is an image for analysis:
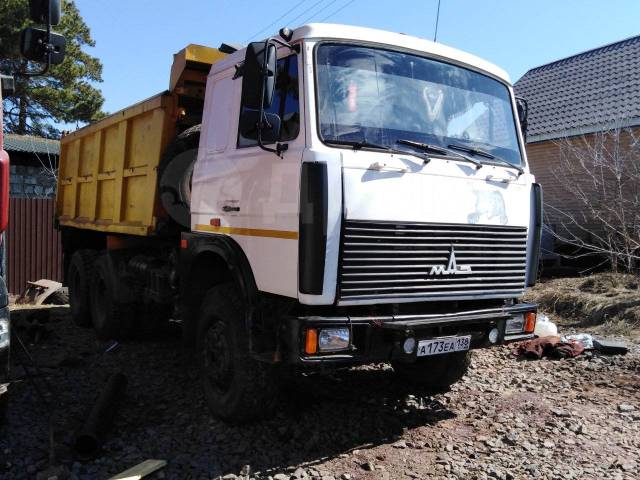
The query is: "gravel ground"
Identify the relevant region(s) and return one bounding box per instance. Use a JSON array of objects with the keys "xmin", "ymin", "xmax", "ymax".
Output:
[{"xmin": 1, "ymin": 306, "xmax": 639, "ymax": 480}]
